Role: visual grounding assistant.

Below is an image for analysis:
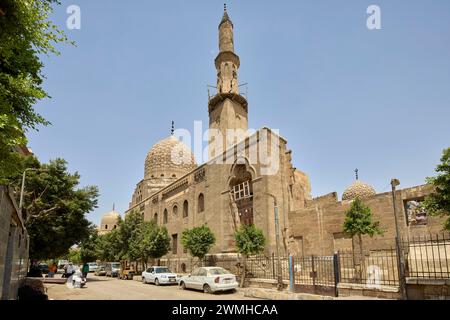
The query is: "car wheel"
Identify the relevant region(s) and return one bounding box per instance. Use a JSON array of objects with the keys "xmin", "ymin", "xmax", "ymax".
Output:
[
  {"xmin": 155, "ymin": 278, "xmax": 160, "ymax": 286},
  {"xmin": 180, "ymin": 281, "xmax": 186, "ymax": 290},
  {"xmin": 203, "ymin": 284, "xmax": 212, "ymax": 294},
  {"xmin": 142, "ymin": 277, "xmax": 146, "ymax": 284}
]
